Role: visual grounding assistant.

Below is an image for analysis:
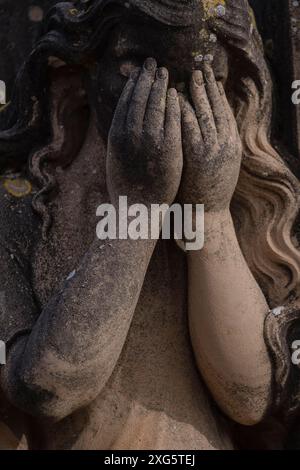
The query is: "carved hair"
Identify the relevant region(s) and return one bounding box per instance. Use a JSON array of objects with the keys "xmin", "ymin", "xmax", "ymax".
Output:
[
  {"xmin": 211, "ymin": 1, "xmax": 300, "ymax": 308},
  {"xmin": 210, "ymin": 0, "xmax": 300, "ymax": 418},
  {"xmin": 0, "ymin": 0, "xmax": 300, "ymax": 307}
]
